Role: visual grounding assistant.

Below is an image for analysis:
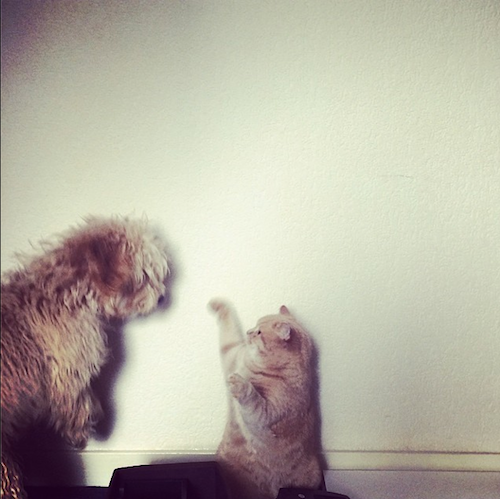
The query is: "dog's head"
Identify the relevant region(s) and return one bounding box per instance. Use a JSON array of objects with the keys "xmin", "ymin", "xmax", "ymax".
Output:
[{"xmin": 67, "ymin": 216, "xmax": 170, "ymax": 319}]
